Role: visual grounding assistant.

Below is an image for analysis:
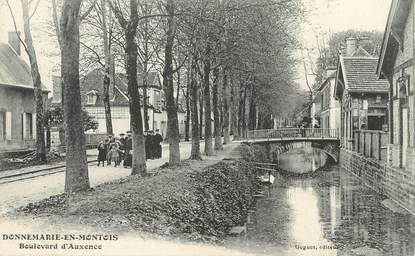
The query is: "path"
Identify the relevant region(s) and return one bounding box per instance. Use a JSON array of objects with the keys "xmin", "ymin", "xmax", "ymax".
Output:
[
  {"xmin": 0, "ymin": 141, "xmax": 246, "ymax": 256},
  {"xmin": 0, "ymin": 141, "xmax": 238, "ymax": 215}
]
